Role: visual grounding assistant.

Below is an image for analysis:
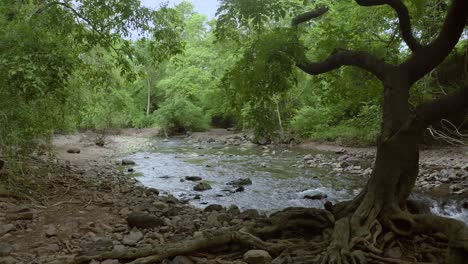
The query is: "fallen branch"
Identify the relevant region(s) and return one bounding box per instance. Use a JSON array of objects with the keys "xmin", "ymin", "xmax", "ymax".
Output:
[{"xmin": 74, "ymin": 229, "xmax": 285, "ymax": 264}]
